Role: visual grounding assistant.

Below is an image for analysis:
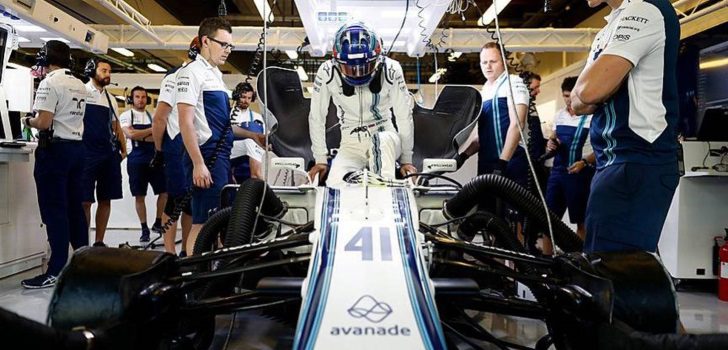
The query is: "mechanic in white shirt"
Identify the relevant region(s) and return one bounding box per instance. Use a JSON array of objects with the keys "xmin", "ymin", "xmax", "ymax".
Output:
[
  {"xmin": 20, "ymin": 41, "xmax": 88, "ymax": 289},
  {"xmin": 177, "ymin": 17, "xmax": 234, "ymax": 252},
  {"xmin": 119, "ymin": 86, "xmax": 167, "ymax": 243},
  {"xmin": 307, "ymin": 22, "xmax": 416, "ymax": 186},
  {"xmin": 149, "ymin": 37, "xmax": 198, "ymax": 256},
  {"xmin": 572, "ymin": 0, "xmax": 680, "ymax": 253},
  {"xmin": 230, "ymin": 82, "xmax": 266, "ymax": 182}
]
